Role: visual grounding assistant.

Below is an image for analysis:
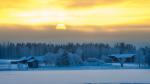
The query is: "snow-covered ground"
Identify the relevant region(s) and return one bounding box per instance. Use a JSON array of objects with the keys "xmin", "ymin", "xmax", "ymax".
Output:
[
  {"xmin": 0, "ymin": 59, "xmax": 149, "ymax": 84},
  {"xmin": 0, "ymin": 69, "xmax": 150, "ymax": 84}
]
